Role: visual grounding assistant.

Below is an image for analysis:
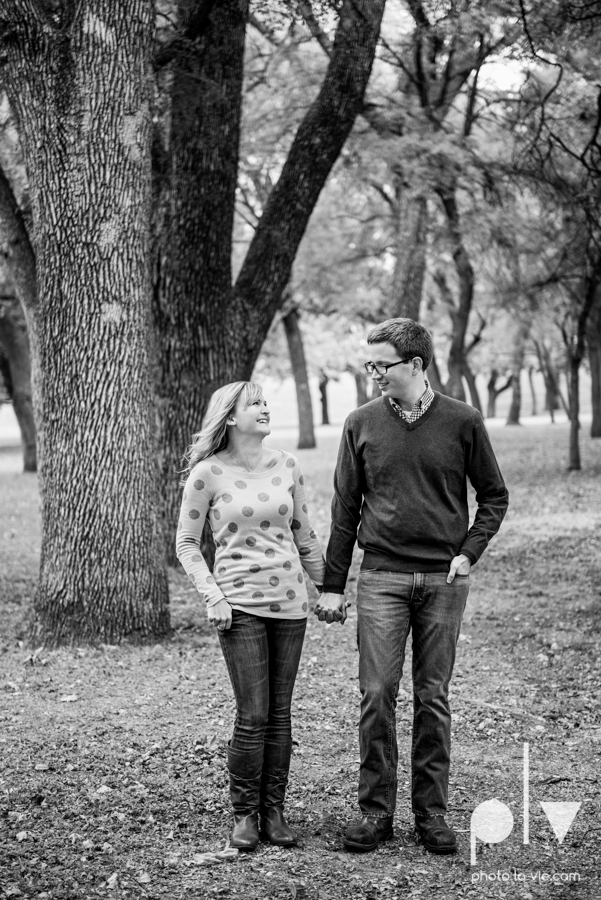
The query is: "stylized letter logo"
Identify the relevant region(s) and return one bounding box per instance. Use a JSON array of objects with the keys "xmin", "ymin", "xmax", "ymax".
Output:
[
  {"xmin": 469, "ymin": 743, "xmax": 581, "ymax": 865},
  {"xmin": 470, "ymin": 799, "xmax": 514, "ymax": 865}
]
